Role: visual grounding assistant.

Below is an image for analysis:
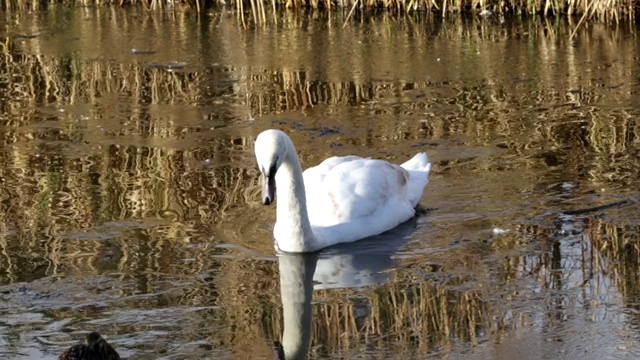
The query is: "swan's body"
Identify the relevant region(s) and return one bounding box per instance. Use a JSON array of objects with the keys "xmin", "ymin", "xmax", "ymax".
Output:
[{"xmin": 255, "ymin": 129, "xmax": 431, "ymax": 253}]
